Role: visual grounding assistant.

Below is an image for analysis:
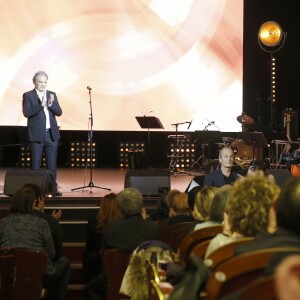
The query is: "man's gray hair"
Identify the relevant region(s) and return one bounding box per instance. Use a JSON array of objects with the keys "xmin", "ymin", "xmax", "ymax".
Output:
[
  {"xmin": 116, "ymin": 187, "xmax": 143, "ymax": 217},
  {"xmin": 32, "ymin": 70, "xmax": 48, "ymax": 83}
]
